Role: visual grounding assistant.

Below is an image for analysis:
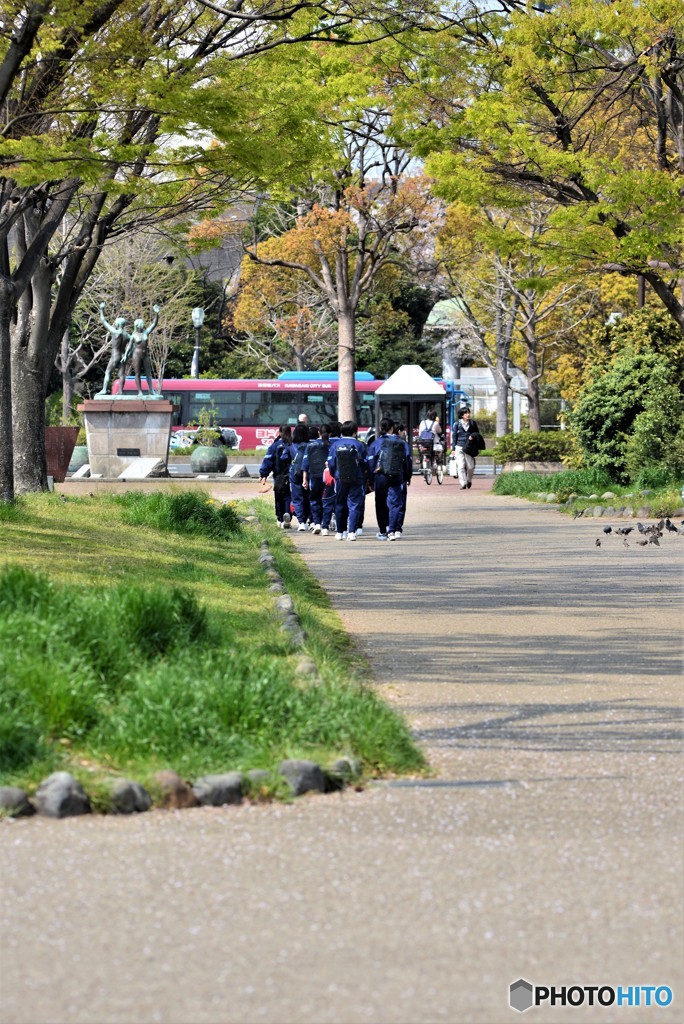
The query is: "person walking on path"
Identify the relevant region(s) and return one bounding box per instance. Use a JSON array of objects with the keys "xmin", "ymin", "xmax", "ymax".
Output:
[
  {"xmin": 289, "ymin": 423, "xmax": 311, "ymax": 531},
  {"xmin": 452, "ymin": 407, "xmax": 485, "ymax": 489},
  {"xmin": 326, "ymin": 421, "xmax": 367, "ymax": 541},
  {"xmin": 259, "ymin": 425, "xmax": 292, "ymax": 527},
  {"xmin": 302, "ymin": 427, "xmax": 331, "ymax": 535},
  {"xmin": 367, "ymin": 419, "xmax": 412, "ymax": 541}
]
